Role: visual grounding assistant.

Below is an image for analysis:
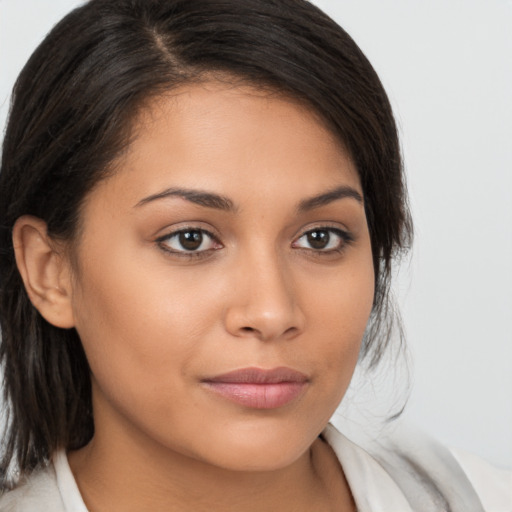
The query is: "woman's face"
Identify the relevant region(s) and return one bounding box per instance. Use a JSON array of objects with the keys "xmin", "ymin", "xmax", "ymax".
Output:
[{"xmin": 67, "ymin": 82, "xmax": 375, "ymax": 471}]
